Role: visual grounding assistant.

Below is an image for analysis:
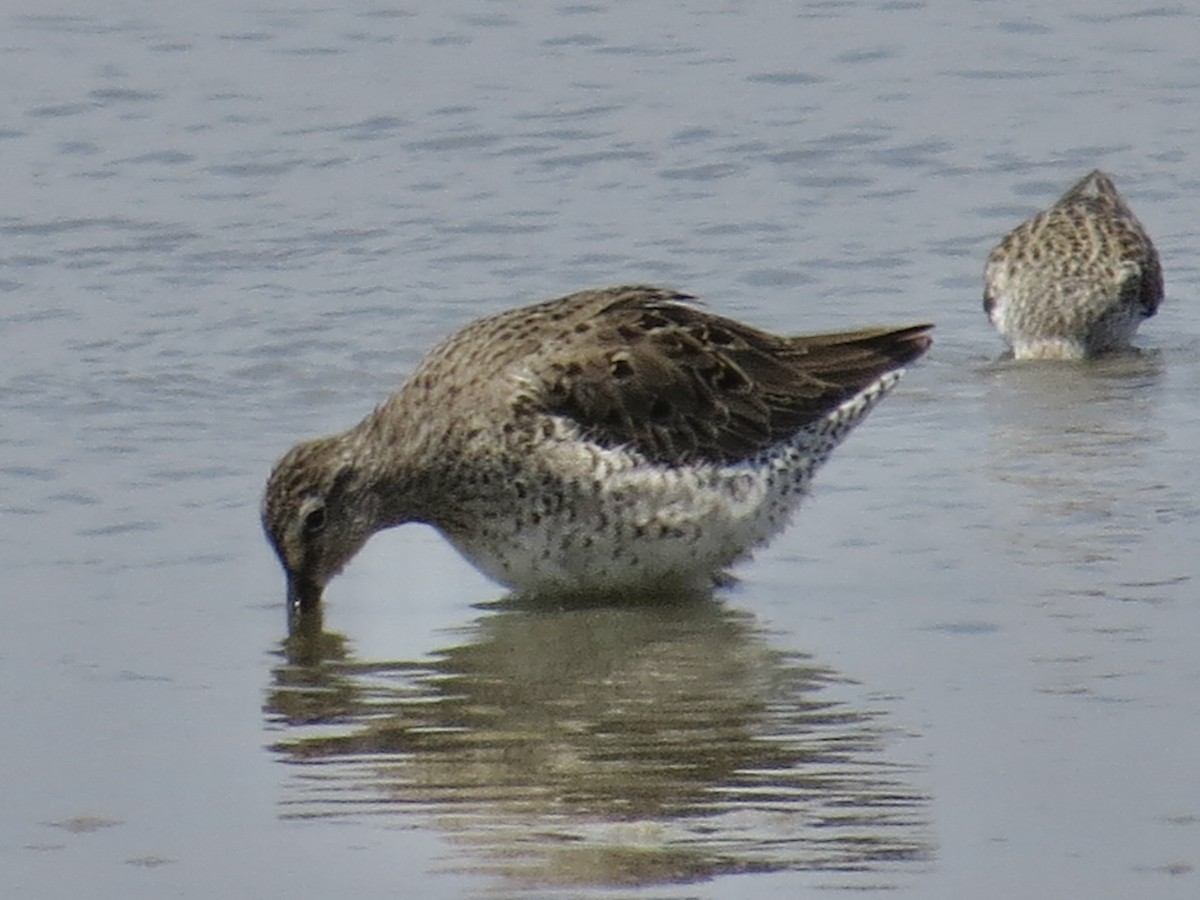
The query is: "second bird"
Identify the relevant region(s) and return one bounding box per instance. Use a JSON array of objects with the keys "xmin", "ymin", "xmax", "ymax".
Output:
[{"xmin": 984, "ymin": 169, "xmax": 1163, "ymax": 360}]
